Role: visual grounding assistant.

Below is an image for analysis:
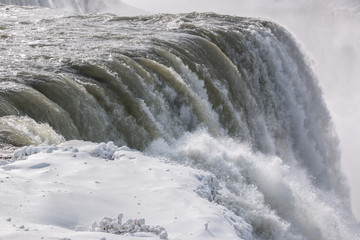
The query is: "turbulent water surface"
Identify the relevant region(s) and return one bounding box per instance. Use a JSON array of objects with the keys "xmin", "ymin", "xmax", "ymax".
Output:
[{"xmin": 0, "ymin": 2, "xmax": 359, "ymax": 239}]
